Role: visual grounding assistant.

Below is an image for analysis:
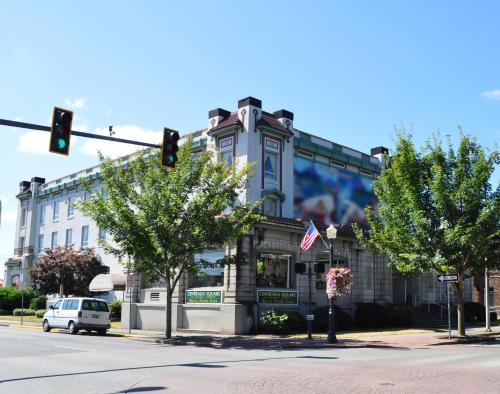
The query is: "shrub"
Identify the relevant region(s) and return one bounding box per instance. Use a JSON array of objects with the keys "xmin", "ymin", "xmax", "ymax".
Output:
[
  {"xmin": 259, "ymin": 309, "xmax": 306, "ymax": 334},
  {"xmin": 35, "ymin": 309, "xmax": 47, "ymax": 318},
  {"xmin": 355, "ymin": 303, "xmax": 391, "ymax": 328},
  {"xmin": 312, "ymin": 305, "xmax": 352, "ymax": 332},
  {"xmin": 13, "ymin": 308, "xmax": 35, "ymax": 316},
  {"xmin": 109, "ymin": 300, "xmax": 123, "ymax": 319},
  {"xmin": 0, "ymin": 309, "xmax": 11, "ymax": 316},
  {"xmin": 0, "ymin": 287, "xmax": 35, "ymax": 312},
  {"xmin": 29, "ymin": 296, "xmax": 47, "ymax": 311},
  {"xmin": 385, "ymin": 304, "xmax": 415, "ymax": 327},
  {"xmin": 464, "ymin": 302, "xmax": 497, "ymax": 322}
]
